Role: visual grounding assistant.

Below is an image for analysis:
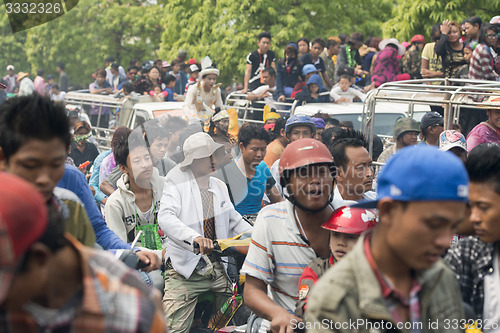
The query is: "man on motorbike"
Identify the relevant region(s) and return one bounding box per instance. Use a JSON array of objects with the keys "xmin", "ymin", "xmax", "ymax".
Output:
[{"xmin": 242, "ymin": 138, "xmax": 336, "ymax": 333}]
